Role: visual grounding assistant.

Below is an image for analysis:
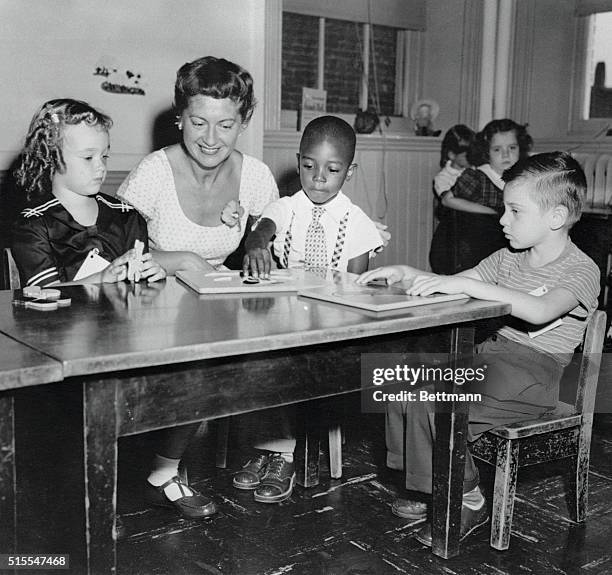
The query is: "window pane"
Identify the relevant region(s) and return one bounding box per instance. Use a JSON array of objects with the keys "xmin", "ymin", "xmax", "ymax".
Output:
[
  {"xmin": 370, "ymin": 25, "xmax": 397, "ymax": 117},
  {"xmin": 282, "ymin": 12, "xmax": 319, "ymax": 111},
  {"xmin": 324, "ymin": 18, "xmax": 362, "ymax": 114},
  {"xmin": 587, "ymin": 12, "xmax": 612, "ymax": 118}
]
